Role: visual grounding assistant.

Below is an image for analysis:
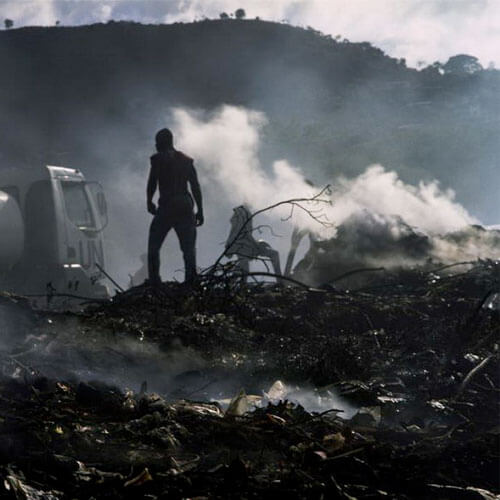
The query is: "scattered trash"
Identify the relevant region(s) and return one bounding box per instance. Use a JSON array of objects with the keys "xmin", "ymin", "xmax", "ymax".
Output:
[
  {"xmin": 349, "ymin": 406, "xmax": 382, "ymax": 427},
  {"xmin": 3, "ymin": 469, "xmax": 62, "ymax": 500},
  {"xmin": 0, "ymin": 260, "xmax": 498, "ymax": 498},
  {"xmin": 124, "ymin": 468, "xmax": 153, "ymax": 487},
  {"xmin": 226, "ymin": 388, "xmax": 250, "ymax": 416},
  {"xmin": 264, "ymin": 380, "xmax": 288, "ymax": 401},
  {"xmin": 483, "ymin": 292, "xmax": 500, "ymax": 312}
]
